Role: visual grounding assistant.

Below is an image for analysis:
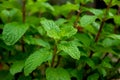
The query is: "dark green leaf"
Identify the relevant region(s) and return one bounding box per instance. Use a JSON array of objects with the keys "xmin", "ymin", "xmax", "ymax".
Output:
[
  {"xmin": 98, "ymin": 67, "xmax": 107, "ymax": 77},
  {"xmin": 87, "ymin": 73, "xmax": 99, "ymax": 80}
]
